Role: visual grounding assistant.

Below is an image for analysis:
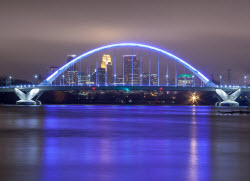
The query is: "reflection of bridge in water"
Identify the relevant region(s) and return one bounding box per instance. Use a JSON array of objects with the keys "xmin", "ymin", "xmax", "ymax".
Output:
[{"xmin": 0, "ymin": 43, "xmax": 249, "ymax": 106}]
